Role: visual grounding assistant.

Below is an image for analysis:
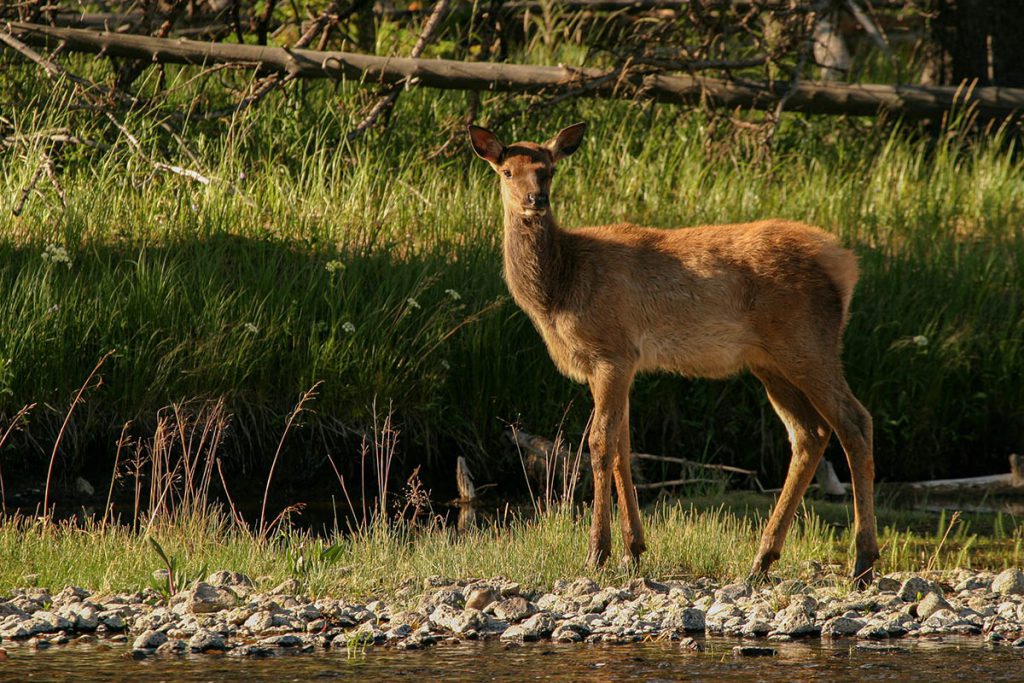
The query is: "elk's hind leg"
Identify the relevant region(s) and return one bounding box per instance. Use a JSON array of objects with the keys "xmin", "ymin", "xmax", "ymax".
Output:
[
  {"xmin": 794, "ymin": 375, "xmax": 878, "ymax": 587},
  {"xmin": 613, "ymin": 398, "xmax": 646, "ymax": 567},
  {"xmin": 749, "ymin": 370, "xmax": 832, "ymax": 581}
]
